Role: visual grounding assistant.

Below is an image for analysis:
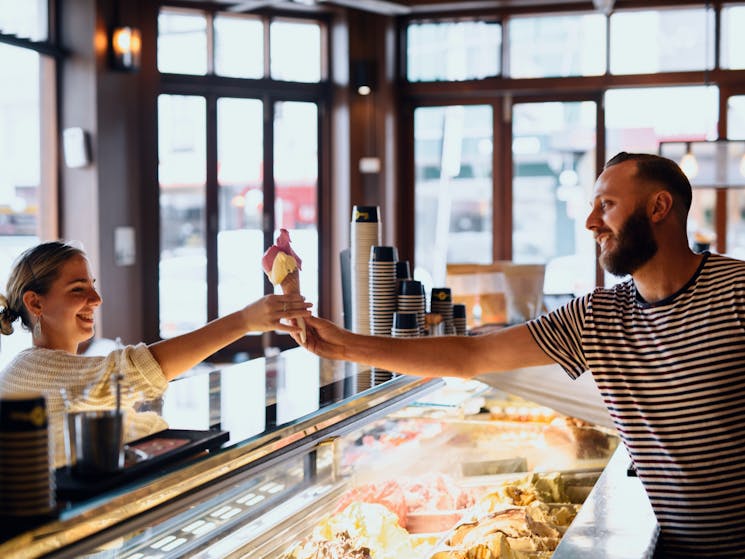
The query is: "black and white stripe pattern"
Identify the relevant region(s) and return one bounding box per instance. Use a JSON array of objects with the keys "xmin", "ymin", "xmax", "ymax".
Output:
[{"xmin": 527, "ymin": 253, "xmax": 745, "ymax": 557}]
